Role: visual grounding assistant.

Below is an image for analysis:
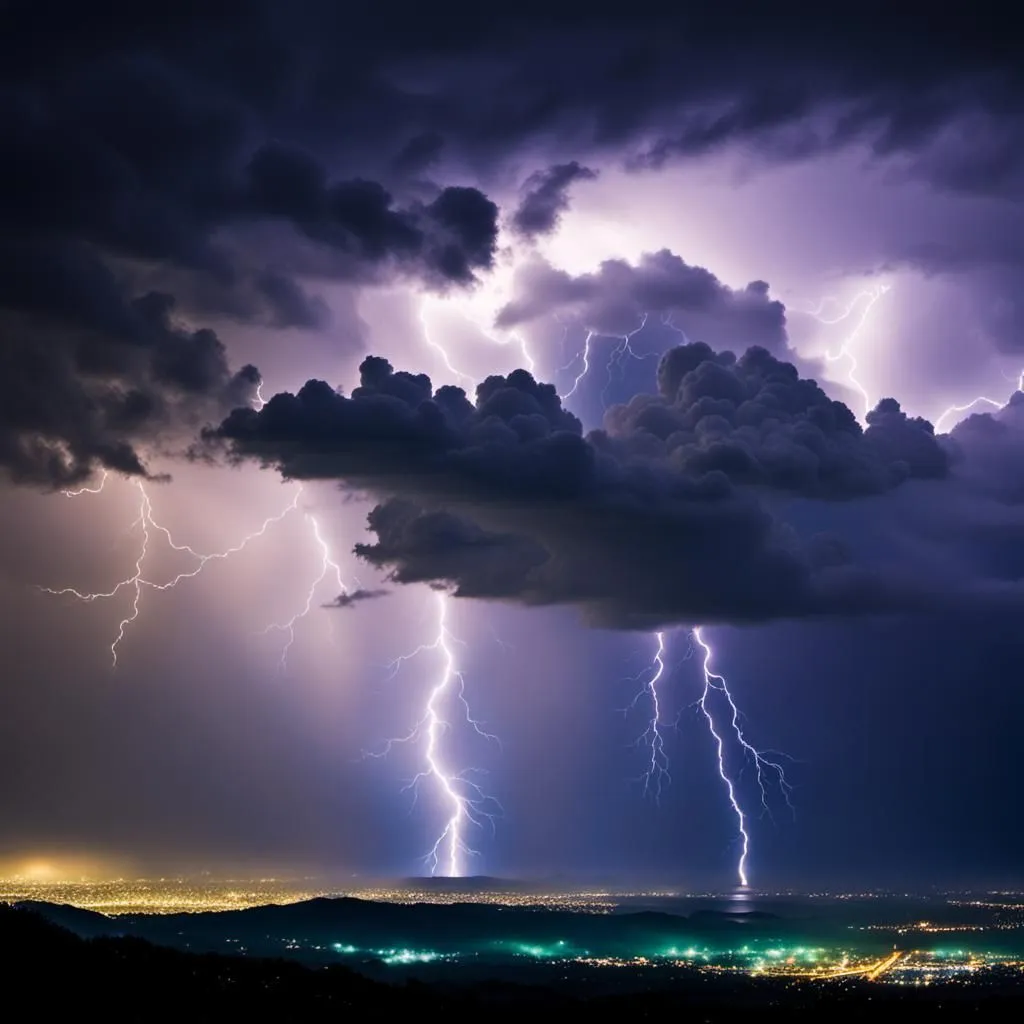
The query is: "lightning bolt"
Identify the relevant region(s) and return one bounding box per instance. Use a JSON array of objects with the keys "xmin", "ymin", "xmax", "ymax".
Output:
[
  {"xmin": 804, "ymin": 281, "xmax": 1024, "ymax": 434},
  {"xmin": 600, "ymin": 314, "xmax": 655, "ymax": 406},
  {"xmin": 368, "ymin": 591, "xmax": 500, "ymax": 876},
  {"xmin": 692, "ymin": 627, "xmax": 793, "ymax": 887},
  {"xmin": 561, "ymin": 314, "xmax": 665, "ymax": 405},
  {"xmin": 62, "ymin": 469, "xmax": 110, "ymax": 498},
  {"xmin": 40, "ymin": 476, "xmax": 302, "ymax": 667},
  {"xmin": 418, "ymin": 301, "xmax": 476, "ymax": 387},
  {"xmin": 624, "ymin": 631, "xmax": 671, "ymax": 801},
  {"xmin": 259, "ymin": 497, "xmax": 351, "ymax": 674},
  {"xmin": 803, "ymin": 284, "xmax": 890, "ymax": 418},
  {"xmin": 551, "ymin": 305, "xmax": 796, "ymax": 884},
  {"xmin": 372, "ymin": 294, "xmax": 536, "ymax": 875},
  {"xmin": 417, "ymin": 290, "xmax": 538, "ymax": 389},
  {"xmin": 934, "ymin": 367, "xmax": 1024, "ymax": 432},
  {"xmin": 562, "ymin": 330, "xmax": 594, "ymax": 399}
]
